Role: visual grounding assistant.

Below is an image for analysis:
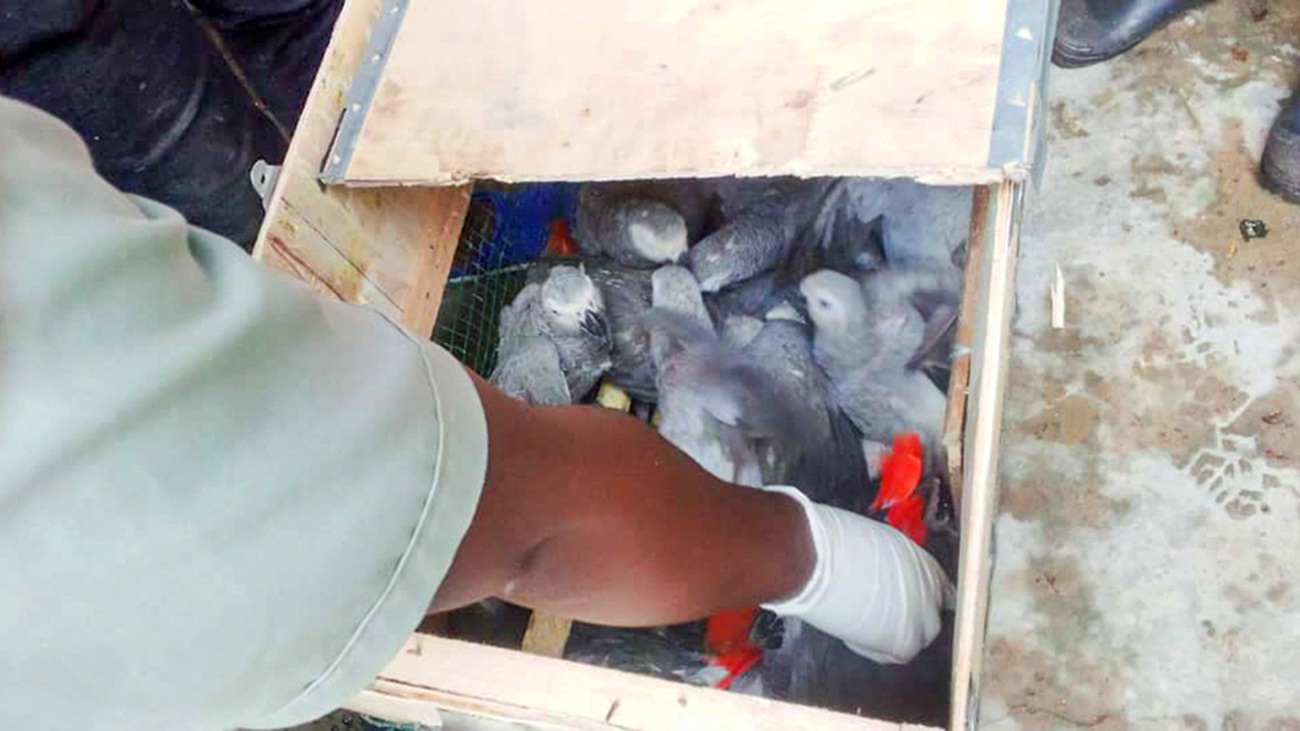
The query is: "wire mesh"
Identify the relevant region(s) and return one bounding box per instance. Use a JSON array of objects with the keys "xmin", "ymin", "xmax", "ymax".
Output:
[{"xmin": 431, "ymin": 183, "xmax": 577, "ymax": 376}]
